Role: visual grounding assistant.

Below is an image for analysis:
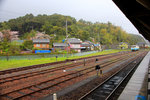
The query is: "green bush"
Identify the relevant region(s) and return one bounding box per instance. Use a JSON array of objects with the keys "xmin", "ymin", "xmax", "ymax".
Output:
[
  {"xmin": 23, "ymin": 40, "xmax": 33, "ymax": 50},
  {"xmin": 70, "ymin": 49, "xmax": 78, "ymax": 53},
  {"xmin": 9, "ymin": 45, "xmax": 21, "ymax": 54}
]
